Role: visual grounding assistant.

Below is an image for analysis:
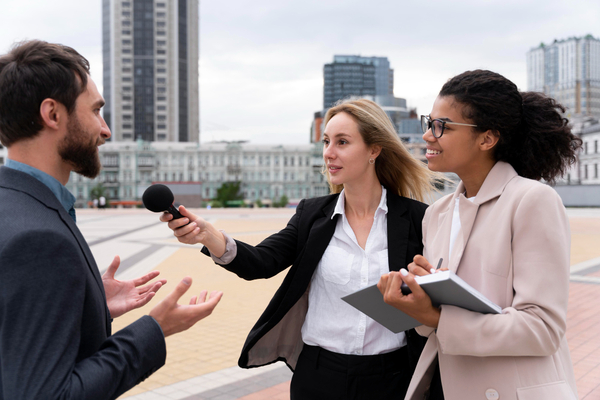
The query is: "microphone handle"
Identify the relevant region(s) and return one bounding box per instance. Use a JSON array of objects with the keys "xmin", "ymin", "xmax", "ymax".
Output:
[{"xmin": 166, "ymin": 204, "xmax": 184, "ymax": 220}]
